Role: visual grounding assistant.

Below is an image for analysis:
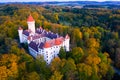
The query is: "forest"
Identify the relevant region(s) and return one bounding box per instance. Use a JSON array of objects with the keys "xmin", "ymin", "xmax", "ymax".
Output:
[{"xmin": 0, "ymin": 4, "xmax": 120, "ymax": 80}]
